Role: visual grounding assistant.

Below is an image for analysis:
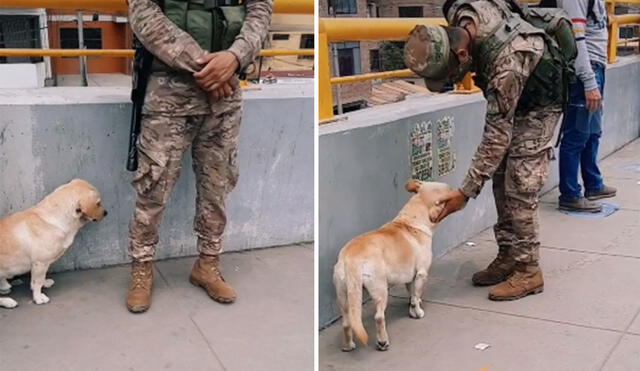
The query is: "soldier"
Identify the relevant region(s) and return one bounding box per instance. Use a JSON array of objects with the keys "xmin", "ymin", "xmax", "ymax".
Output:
[
  {"xmin": 404, "ymin": 0, "xmax": 568, "ymax": 301},
  {"xmin": 126, "ymin": 0, "xmax": 273, "ymax": 313}
]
